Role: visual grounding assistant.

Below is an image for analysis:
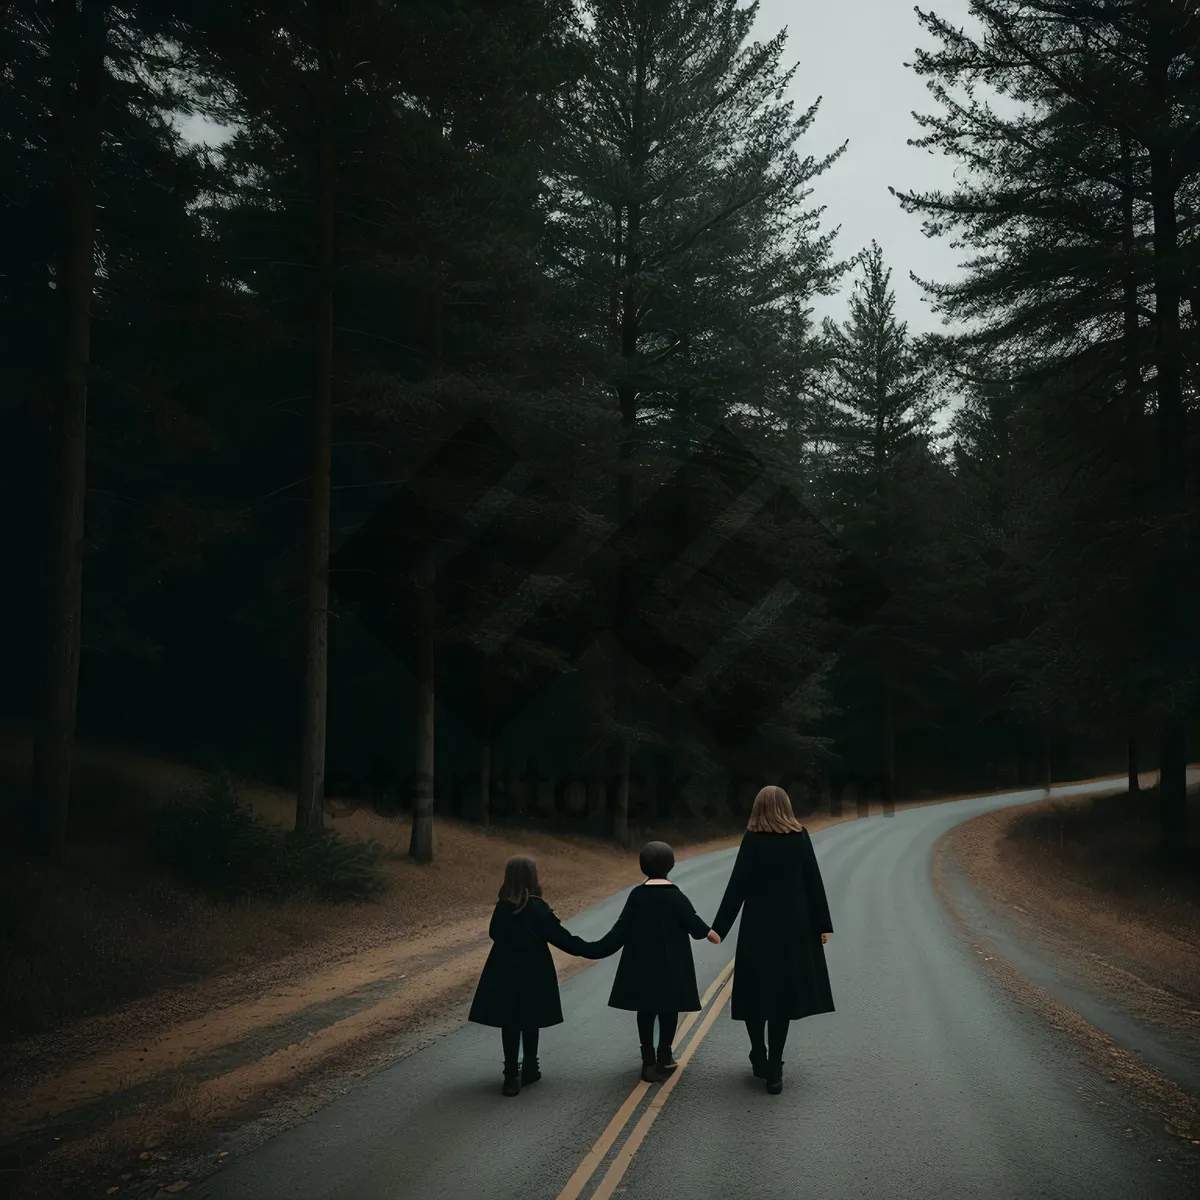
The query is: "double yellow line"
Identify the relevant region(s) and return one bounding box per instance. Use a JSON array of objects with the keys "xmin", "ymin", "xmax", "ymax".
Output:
[{"xmin": 555, "ymin": 957, "xmax": 736, "ymax": 1200}]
